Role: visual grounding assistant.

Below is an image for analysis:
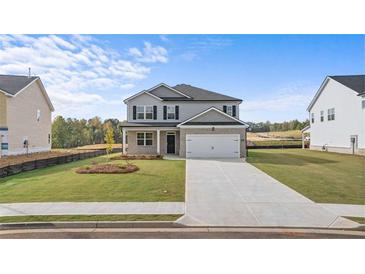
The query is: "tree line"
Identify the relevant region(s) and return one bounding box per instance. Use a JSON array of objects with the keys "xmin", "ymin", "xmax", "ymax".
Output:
[
  {"xmin": 51, "ymin": 116, "xmax": 309, "ymax": 148},
  {"xmin": 52, "ymin": 116, "xmax": 122, "ymax": 148},
  {"xmin": 246, "ymin": 119, "xmax": 309, "ymax": 133}
]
